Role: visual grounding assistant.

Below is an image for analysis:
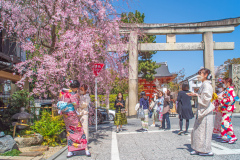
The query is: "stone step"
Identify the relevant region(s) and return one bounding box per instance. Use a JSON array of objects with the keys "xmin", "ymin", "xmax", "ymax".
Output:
[
  {"xmin": 19, "ymin": 151, "xmax": 44, "ymax": 157},
  {"xmin": 29, "ymin": 146, "xmax": 49, "ymax": 152}
]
